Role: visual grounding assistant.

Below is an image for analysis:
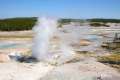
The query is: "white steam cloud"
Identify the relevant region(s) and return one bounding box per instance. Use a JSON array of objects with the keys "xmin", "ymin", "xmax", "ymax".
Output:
[
  {"xmin": 32, "ymin": 17, "xmax": 75, "ymax": 64},
  {"xmin": 32, "ymin": 17, "xmax": 57, "ymax": 60}
]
